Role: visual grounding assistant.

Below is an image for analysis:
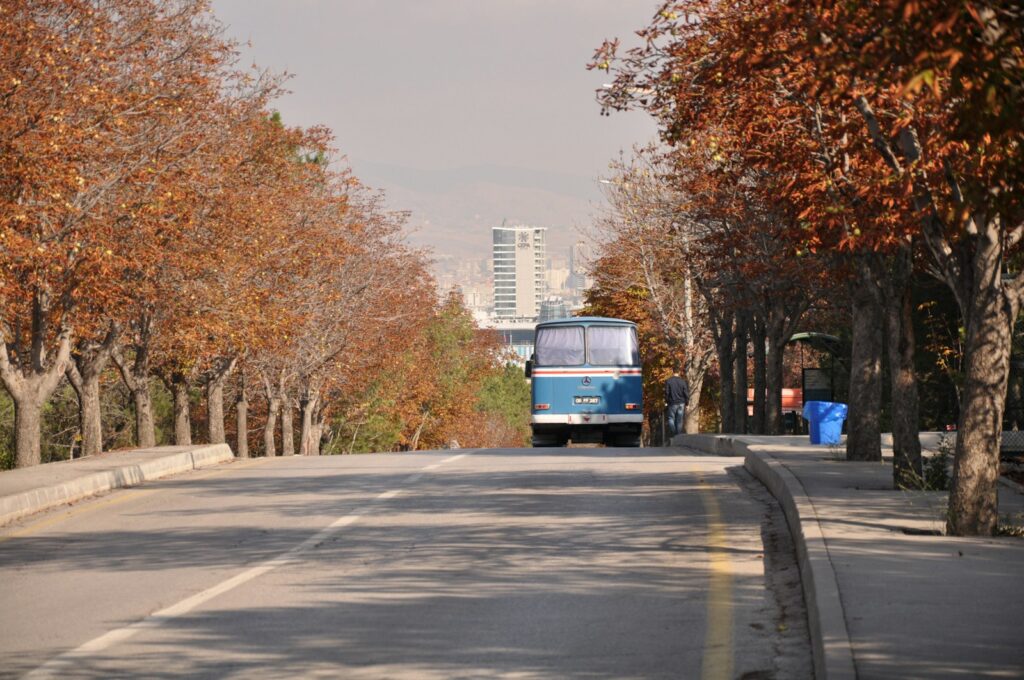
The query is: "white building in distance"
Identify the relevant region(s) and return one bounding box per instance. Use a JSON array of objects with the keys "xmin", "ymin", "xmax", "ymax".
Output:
[{"xmin": 493, "ymin": 224, "xmax": 546, "ymax": 319}]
